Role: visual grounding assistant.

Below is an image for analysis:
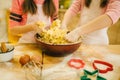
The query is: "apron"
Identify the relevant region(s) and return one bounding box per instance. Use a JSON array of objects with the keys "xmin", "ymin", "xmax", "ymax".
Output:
[
  {"xmin": 78, "ymin": 0, "xmax": 108, "ymax": 45},
  {"xmin": 18, "ymin": 5, "xmax": 51, "ymax": 43}
]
